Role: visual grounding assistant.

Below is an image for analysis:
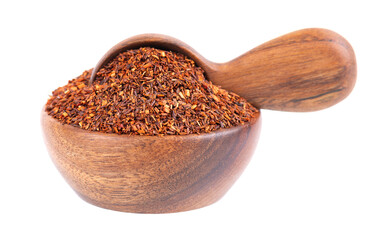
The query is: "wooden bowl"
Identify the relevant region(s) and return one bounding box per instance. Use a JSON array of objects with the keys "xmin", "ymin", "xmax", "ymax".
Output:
[{"xmin": 41, "ymin": 110, "xmax": 261, "ymax": 213}]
